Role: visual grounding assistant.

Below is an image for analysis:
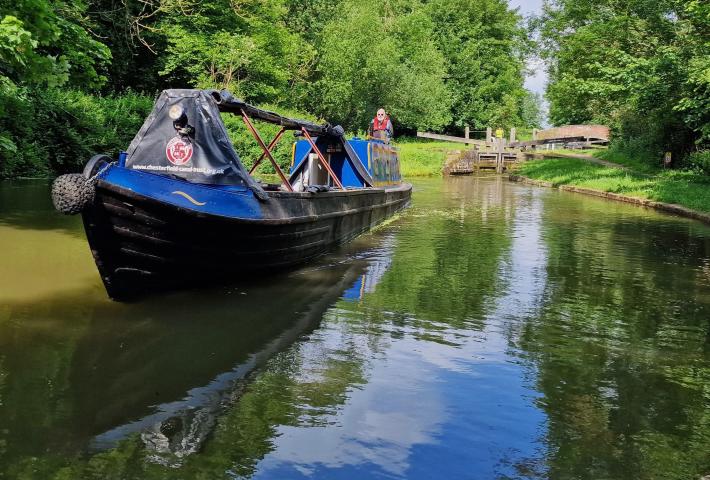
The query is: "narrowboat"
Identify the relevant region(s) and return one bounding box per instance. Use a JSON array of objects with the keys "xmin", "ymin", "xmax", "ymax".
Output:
[{"xmin": 51, "ymin": 89, "xmax": 411, "ymax": 300}]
